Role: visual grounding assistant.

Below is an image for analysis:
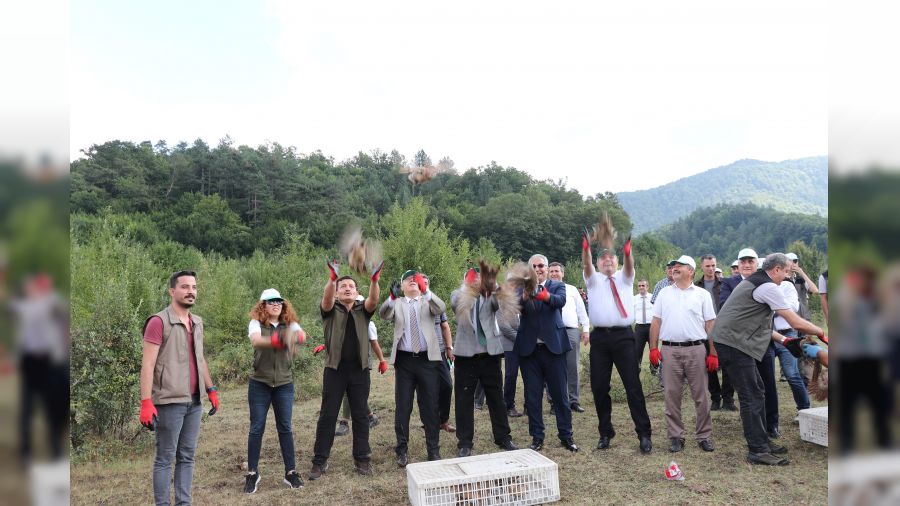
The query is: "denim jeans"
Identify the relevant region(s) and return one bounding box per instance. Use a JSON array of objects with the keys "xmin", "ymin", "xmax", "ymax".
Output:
[
  {"xmin": 773, "ymin": 330, "xmax": 810, "ymax": 410},
  {"xmin": 247, "ymin": 379, "xmax": 295, "ymax": 473},
  {"xmin": 153, "ymin": 395, "xmax": 202, "ymax": 506}
]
